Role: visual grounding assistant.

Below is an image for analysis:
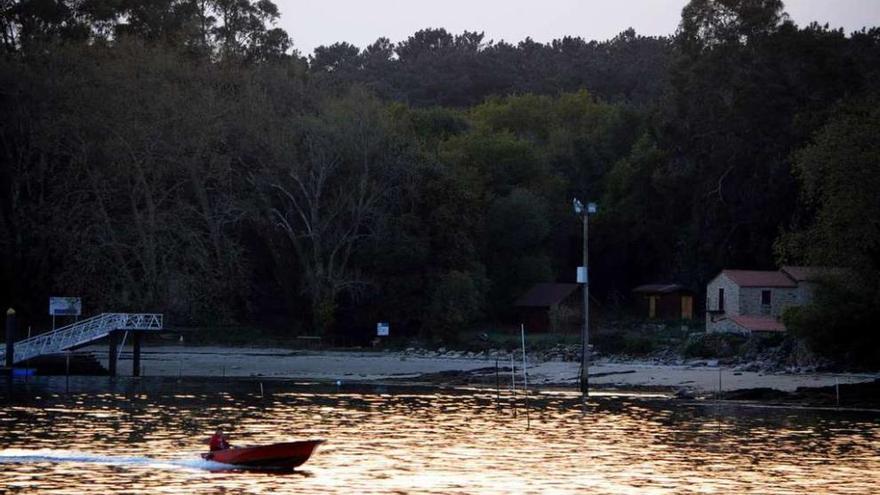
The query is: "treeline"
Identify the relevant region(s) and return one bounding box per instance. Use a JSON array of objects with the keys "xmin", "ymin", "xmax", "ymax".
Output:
[
  {"xmin": 308, "ymin": 28, "xmax": 672, "ymax": 107},
  {"xmin": 1, "ymin": 0, "xmax": 879, "ymax": 362}
]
